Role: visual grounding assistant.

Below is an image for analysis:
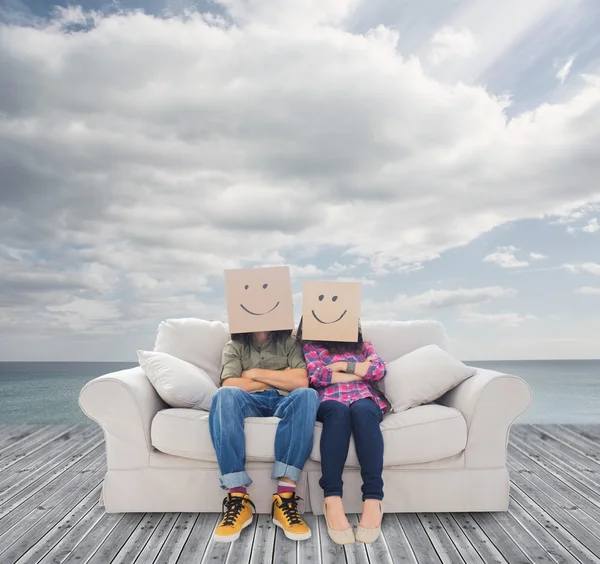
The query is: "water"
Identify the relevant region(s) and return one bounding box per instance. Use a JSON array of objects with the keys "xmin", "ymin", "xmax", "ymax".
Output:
[{"xmin": 0, "ymin": 360, "xmax": 598, "ymax": 424}]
